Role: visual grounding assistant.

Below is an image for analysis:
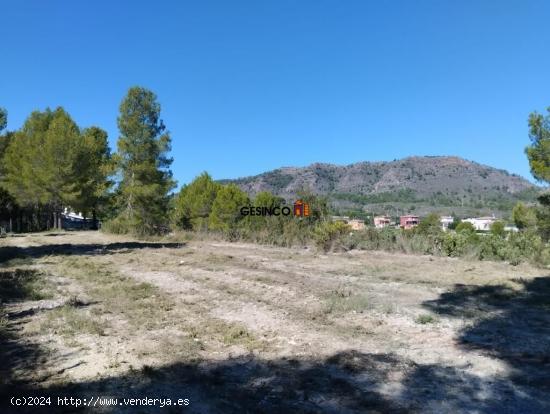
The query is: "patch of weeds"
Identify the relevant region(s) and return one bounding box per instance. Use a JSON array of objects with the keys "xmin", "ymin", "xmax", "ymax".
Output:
[
  {"xmin": 254, "ymin": 275, "xmax": 275, "ymax": 285},
  {"xmin": 126, "ymin": 282, "xmax": 156, "ymax": 300},
  {"xmin": 44, "ymin": 305, "xmax": 107, "ymax": 337},
  {"xmin": 324, "ymin": 286, "xmax": 370, "ymax": 314},
  {"xmin": 57, "ymin": 259, "xmax": 174, "ymax": 329},
  {"xmin": 217, "ymin": 322, "xmax": 263, "ymax": 351},
  {"xmin": 223, "ymin": 324, "xmax": 253, "ymax": 344},
  {"xmin": 158, "ymin": 334, "xmax": 204, "ymax": 358},
  {"xmin": 1, "ymin": 257, "xmax": 35, "ymax": 267},
  {"xmin": 381, "ymin": 303, "xmax": 395, "ymax": 315},
  {"xmin": 0, "ymin": 269, "xmax": 52, "ymax": 302},
  {"xmin": 415, "ymin": 314, "xmax": 438, "ymax": 324}
]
